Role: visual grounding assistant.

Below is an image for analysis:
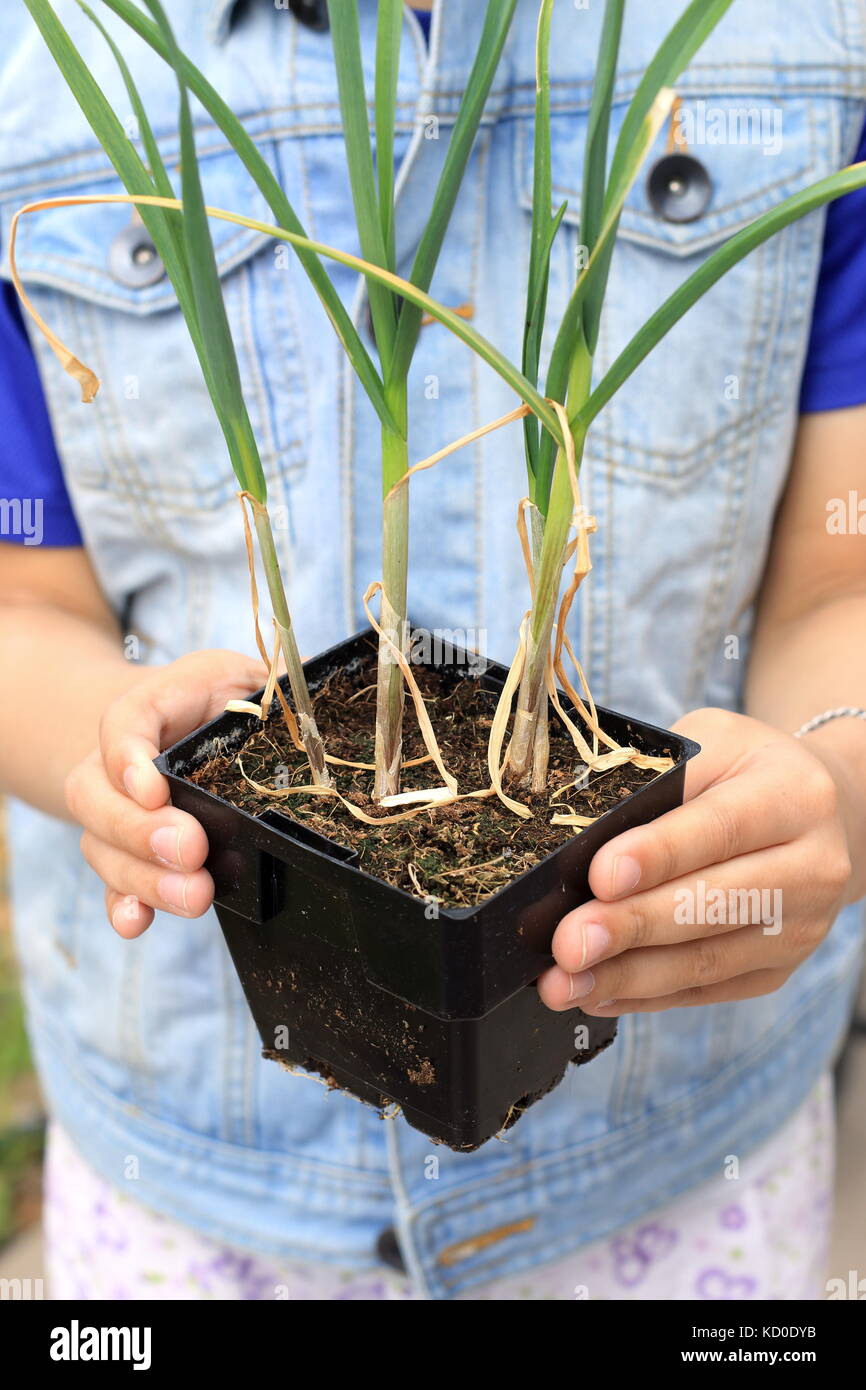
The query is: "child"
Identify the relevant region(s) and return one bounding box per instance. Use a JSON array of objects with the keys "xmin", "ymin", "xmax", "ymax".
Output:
[{"xmin": 0, "ymin": 0, "xmax": 864, "ymax": 1300}]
